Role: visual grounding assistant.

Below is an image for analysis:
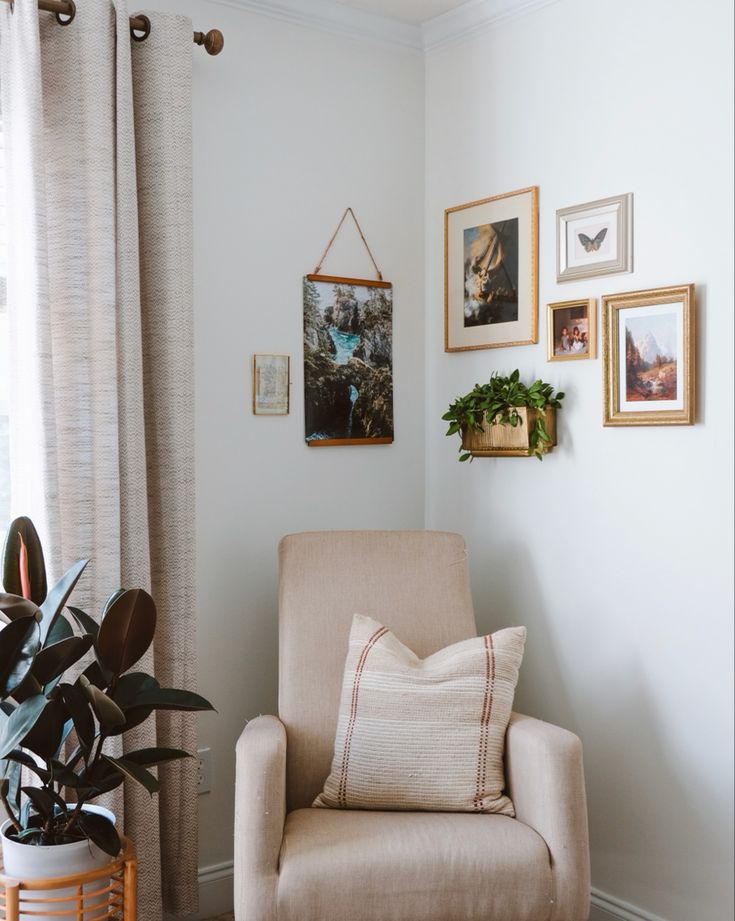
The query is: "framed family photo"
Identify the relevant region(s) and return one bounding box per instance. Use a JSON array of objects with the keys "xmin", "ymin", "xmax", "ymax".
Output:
[
  {"xmin": 444, "ymin": 186, "xmax": 538, "ymax": 351},
  {"xmin": 557, "ymin": 193, "xmax": 632, "ymax": 282},
  {"xmin": 602, "ymin": 284, "xmax": 695, "ymax": 426},
  {"xmin": 252, "ymin": 354, "xmax": 290, "ymax": 415},
  {"xmin": 547, "ymin": 298, "xmax": 596, "ymax": 361}
]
